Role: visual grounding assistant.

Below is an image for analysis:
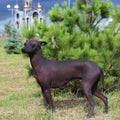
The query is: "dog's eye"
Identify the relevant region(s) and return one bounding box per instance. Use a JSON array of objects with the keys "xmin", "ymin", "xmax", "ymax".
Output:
[{"xmin": 31, "ymin": 44, "xmax": 35, "ymax": 48}]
